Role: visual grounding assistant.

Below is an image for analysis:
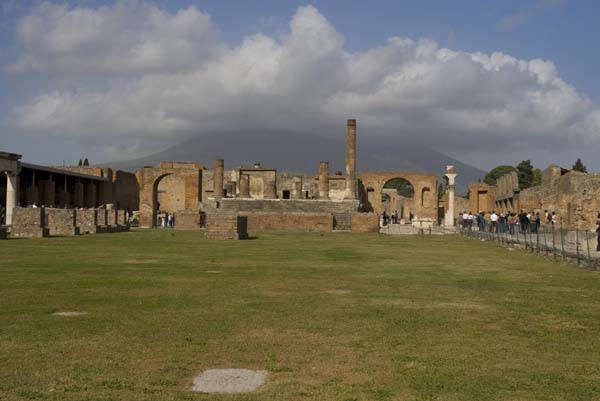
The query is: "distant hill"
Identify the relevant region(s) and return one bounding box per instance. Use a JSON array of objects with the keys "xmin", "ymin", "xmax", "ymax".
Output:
[{"xmin": 105, "ymin": 131, "xmax": 484, "ymax": 194}]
